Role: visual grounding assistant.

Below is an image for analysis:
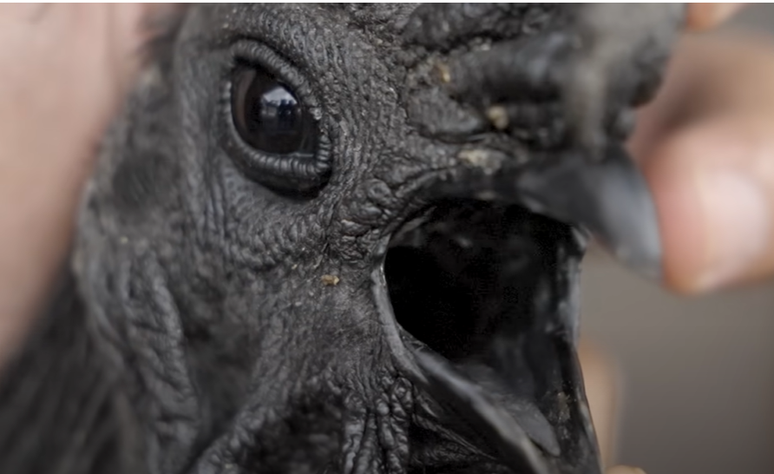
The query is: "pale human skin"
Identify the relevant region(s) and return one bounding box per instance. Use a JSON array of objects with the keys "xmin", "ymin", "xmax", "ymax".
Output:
[
  {"xmin": 0, "ymin": 4, "xmax": 758, "ymax": 473},
  {"xmin": 0, "ymin": 4, "xmax": 161, "ymax": 363}
]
